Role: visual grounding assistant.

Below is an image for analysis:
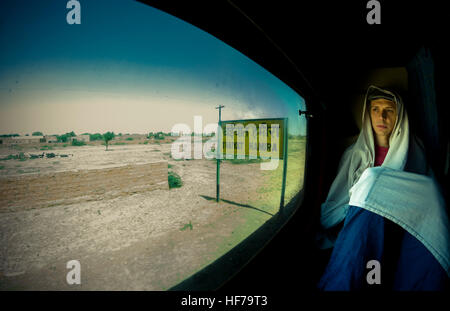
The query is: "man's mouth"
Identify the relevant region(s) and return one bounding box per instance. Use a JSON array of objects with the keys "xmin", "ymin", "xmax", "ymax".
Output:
[{"xmin": 376, "ymin": 124, "xmax": 387, "ymax": 129}]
